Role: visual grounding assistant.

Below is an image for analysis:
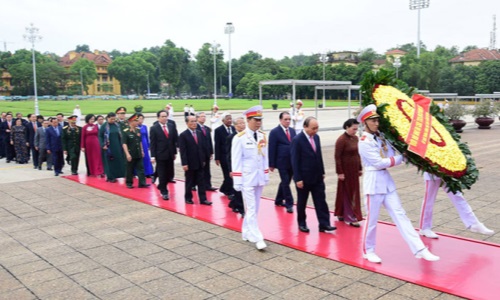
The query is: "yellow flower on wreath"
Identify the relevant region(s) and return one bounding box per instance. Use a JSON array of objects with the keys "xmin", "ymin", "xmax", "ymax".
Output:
[{"xmin": 372, "ymin": 85, "xmax": 467, "ymax": 177}]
